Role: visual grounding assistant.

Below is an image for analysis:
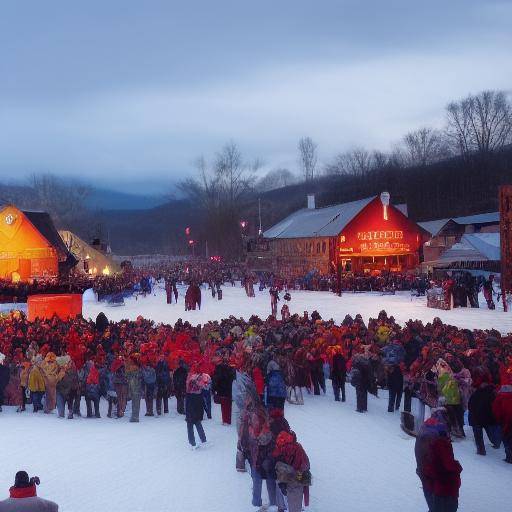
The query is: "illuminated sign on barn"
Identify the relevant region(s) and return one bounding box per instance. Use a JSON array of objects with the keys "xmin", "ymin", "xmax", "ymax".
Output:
[{"xmin": 337, "ymin": 195, "xmax": 428, "ymax": 271}]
